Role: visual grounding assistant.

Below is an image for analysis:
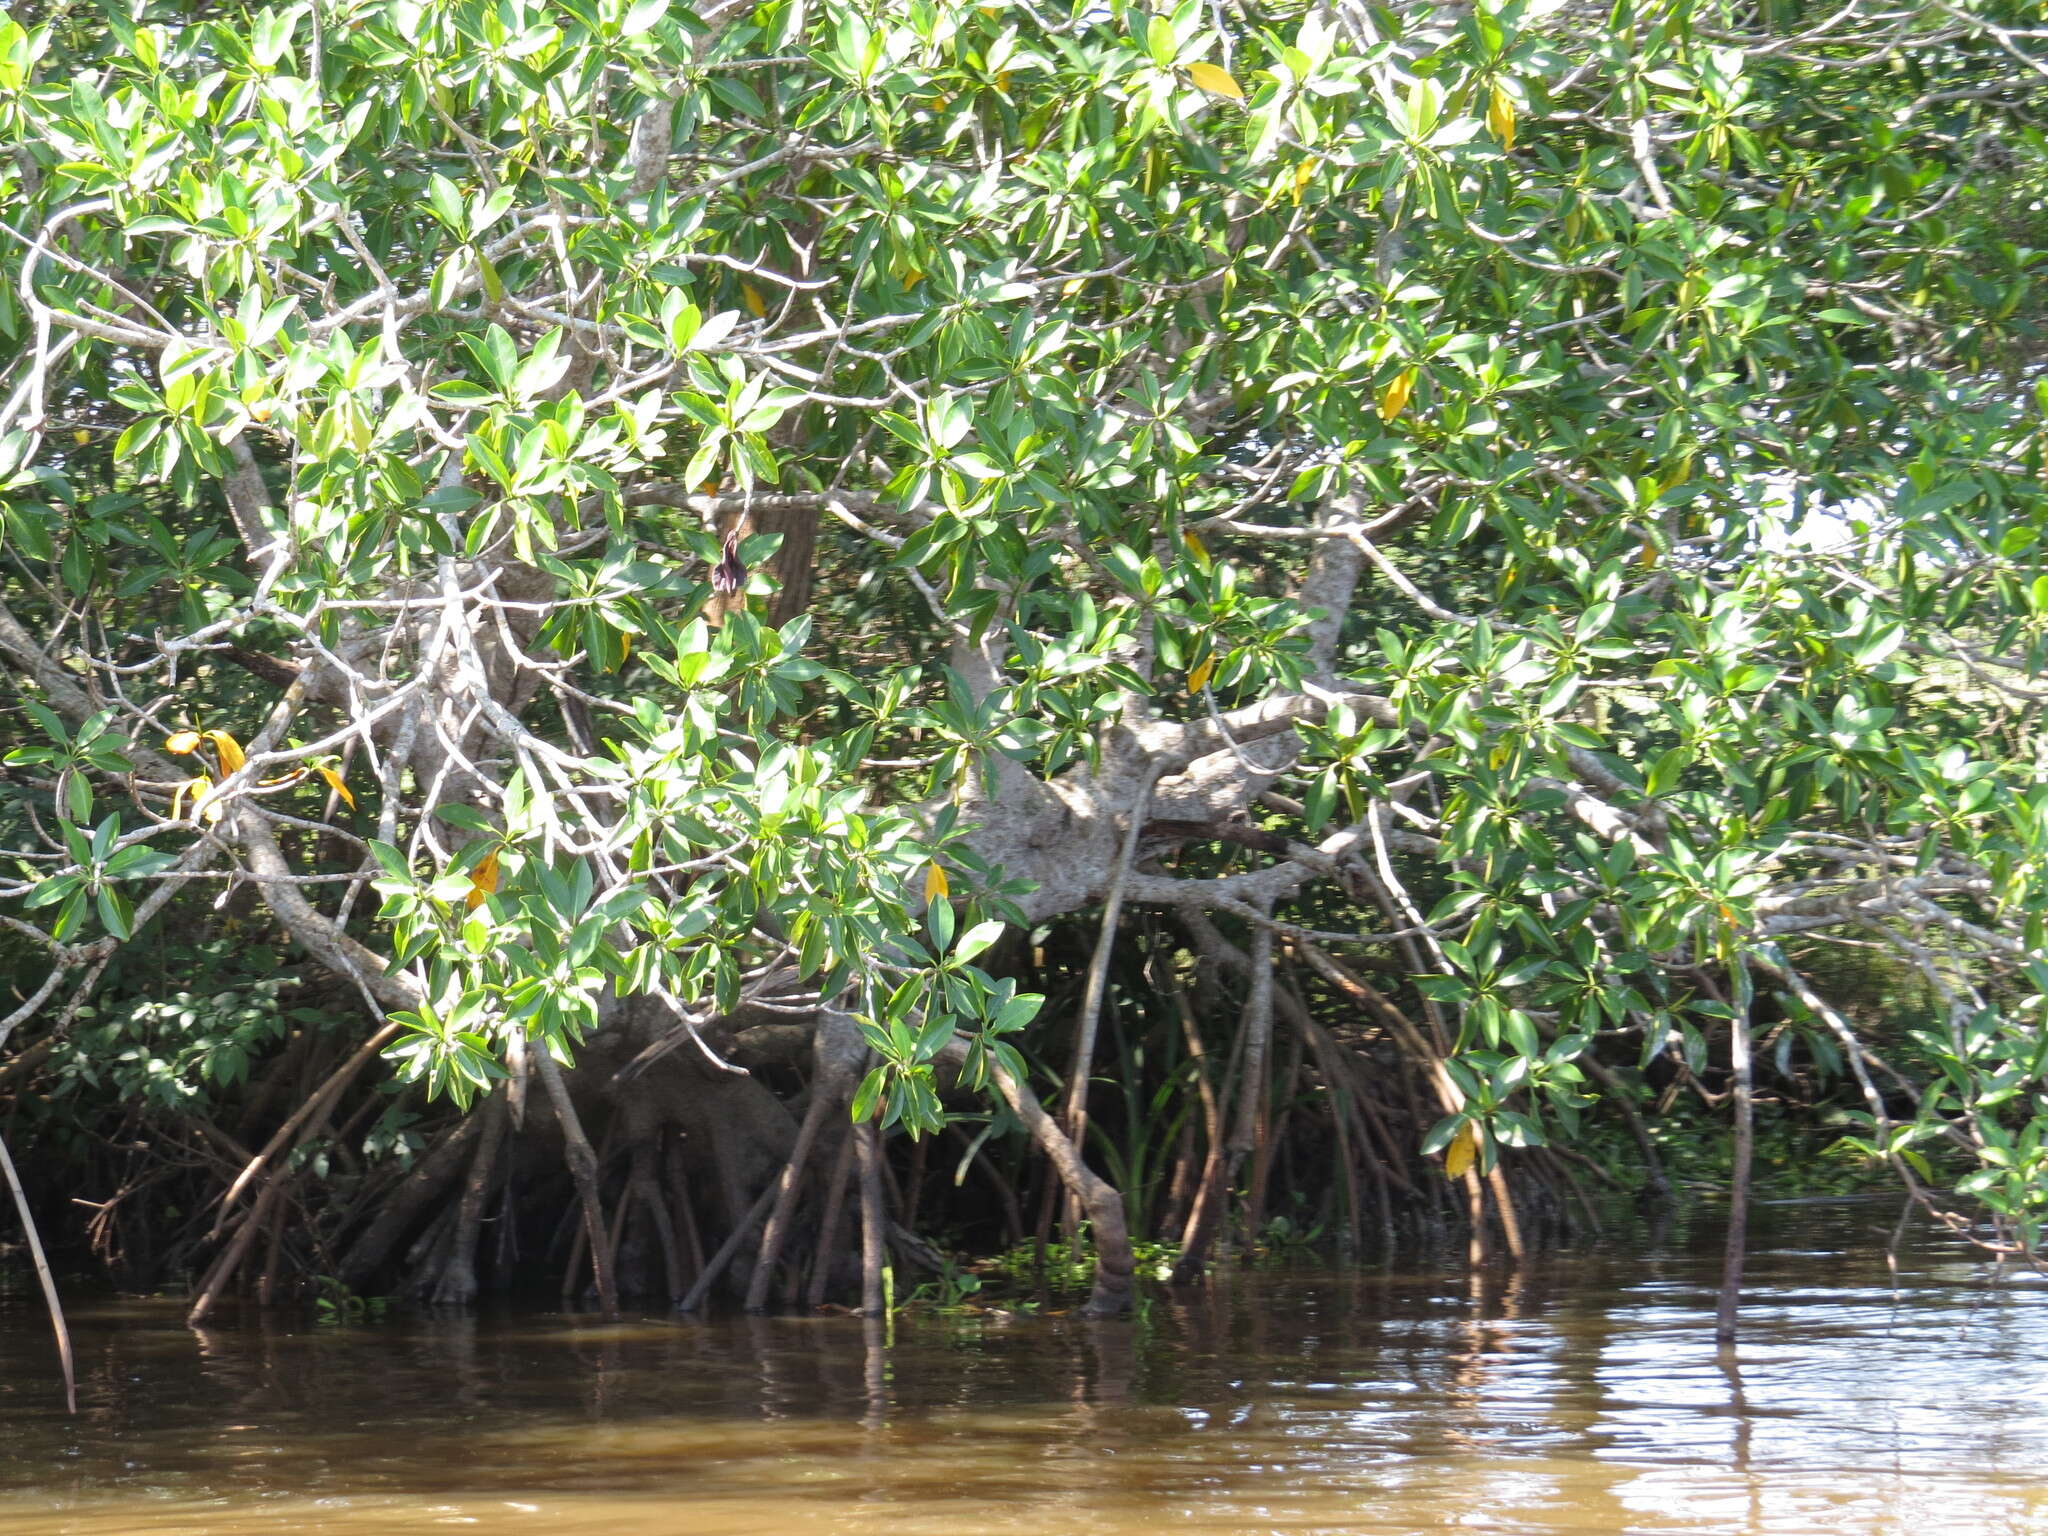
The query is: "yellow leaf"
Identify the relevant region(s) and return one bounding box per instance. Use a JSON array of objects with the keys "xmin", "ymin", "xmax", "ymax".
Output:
[
  {"xmin": 923, "ymin": 861, "xmax": 950, "ymax": 902},
  {"xmin": 1188, "ymin": 655, "xmax": 1215, "ymax": 693},
  {"xmin": 1182, "ymin": 530, "xmax": 1209, "ymax": 561},
  {"xmin": 1377, "ymin": 367, "xmax": 1418, "ymax": 423},
  {"xmin": 466, "ymin": 851, "xmax": 500, "ymax": 912},
  {"xmin": 165, "ymin": 730, "xmax": 202, "ymax": 754},
  {"xmin": 1488, "ymin": 84, "xmax": 1516, "ymax": 151},
  {"xmin": 1444, "ymin": 1121, "xmax": 1478, "ymax": 1181},
  {"xmin": 743, "ymin": 284, "xmax": 767, "ymax": 319},
  {"xmin": 169, "ymin": 774, "xmax": 209, "ymax": 822},
  {"xmin": 203, "ymin": 728, "xmax": 246, "ymax": 774},
  {"xmin": 1187, "ymin": 61, "xmax": 1243, "ymax": 99},
  {"xmin": 316, "ymin": 764, "xmax": 356, "ymax": 810},
  {"xmin": 1061, "ymin": 276, "xmax": 1087, "ymax": 296}
]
